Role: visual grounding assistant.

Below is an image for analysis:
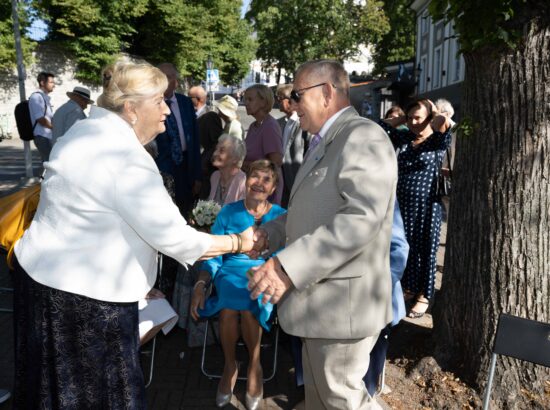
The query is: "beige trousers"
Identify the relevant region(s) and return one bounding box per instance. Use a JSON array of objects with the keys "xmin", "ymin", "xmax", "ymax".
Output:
[{"xmin": 302, "ymin": 334, "xmax": 382, "ymax": 410}]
